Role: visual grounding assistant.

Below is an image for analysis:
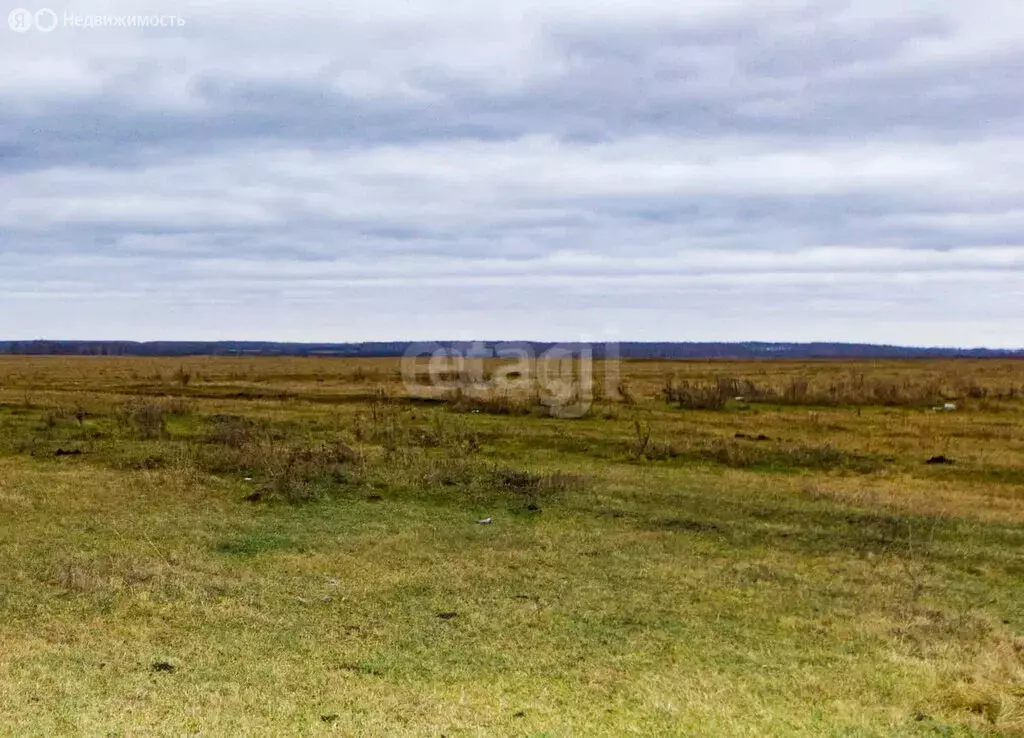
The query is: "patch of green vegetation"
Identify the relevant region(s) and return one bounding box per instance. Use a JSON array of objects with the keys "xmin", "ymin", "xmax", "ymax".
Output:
[
  {"xmin": 0, "ymin": 357, "xmax": 1022, "ymax": 735},
  {"xmin": 214, "ymin": 531, "xmax": 303, "ymax": 557}
]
